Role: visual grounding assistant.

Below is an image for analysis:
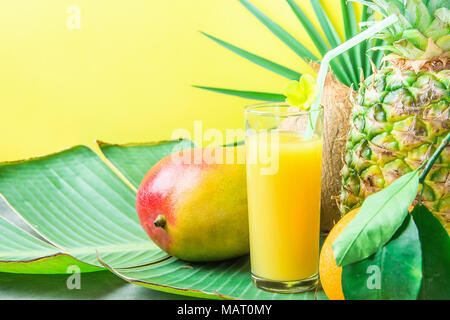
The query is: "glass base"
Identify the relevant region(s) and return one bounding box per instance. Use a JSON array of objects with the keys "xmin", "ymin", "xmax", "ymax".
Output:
[{"xmin": 251, "ymin": 273, "xmax": 318, "ymax": 294}]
